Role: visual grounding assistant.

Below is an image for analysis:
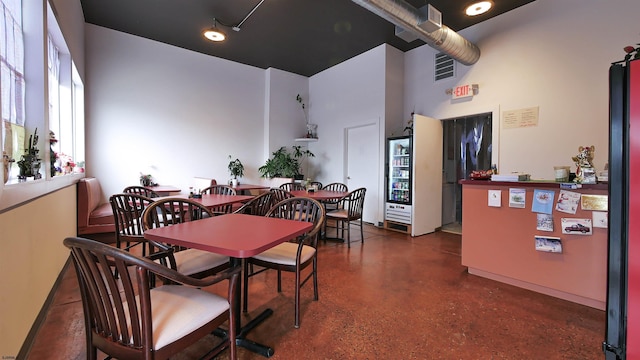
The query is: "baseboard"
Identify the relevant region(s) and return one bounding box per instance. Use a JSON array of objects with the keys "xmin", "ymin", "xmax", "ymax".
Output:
[{"xmin": 17, "ymin": 256, "xmax": 73, "ymax": 359}]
